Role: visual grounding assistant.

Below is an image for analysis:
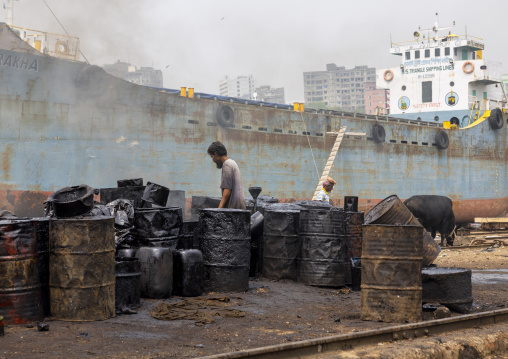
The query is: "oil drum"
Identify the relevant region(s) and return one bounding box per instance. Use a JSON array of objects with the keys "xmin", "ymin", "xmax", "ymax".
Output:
[
  {"xmin": 344, "ymin": 211, "xmax": 364, "ymax": 285},
  {"xmin": 135, "ymin": 247, "xmax": 173, "ymax": 298},
  {"xmin": 173, "ymin": 249, "xmax": 204, "ymax": 297},
  {"xmin": 199, "ymin": 209, "xmax": 251, "ymax": 292},
  {"xmin": 115, "ymin": 257, "xmax": 141, "ymax": 310},
  {"xmin": 180, "ymin": 220, "xmax": 199, "ymax": 250},
  {"xmin": 361, "ymin": 224, "xmax": 423, "ymax": 323},
  {"xmin": 364, "ymin": 195, "xmax": 440, "ymax": 266},
  {"xmin": 0, "ymin": 219, "xmax": 43, "ymax": 325},
  {"xmin": 298, "ymin": 208, "xmax": 347, "ymax": 287},
  {"xmin": 33, "ymin": 218, "xmax": 50, "ymax": 316},
  {"xmin": 422, "ymin": 267, "xmax": 473, "ymax": 313},
  {"xmin": 263, "ymin": 205, "xmax": 304, "ymax": 281},
  {"xmin": 50, "ymin": 217, "xmax": 116, "ymax": 321},
  {"xmin": 190, "ymin": 196, "xmax": 222, "ymax": 221},
  {"xmin": 134, "ymin": 207, "xmax": 182, "ymax": 239}
]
